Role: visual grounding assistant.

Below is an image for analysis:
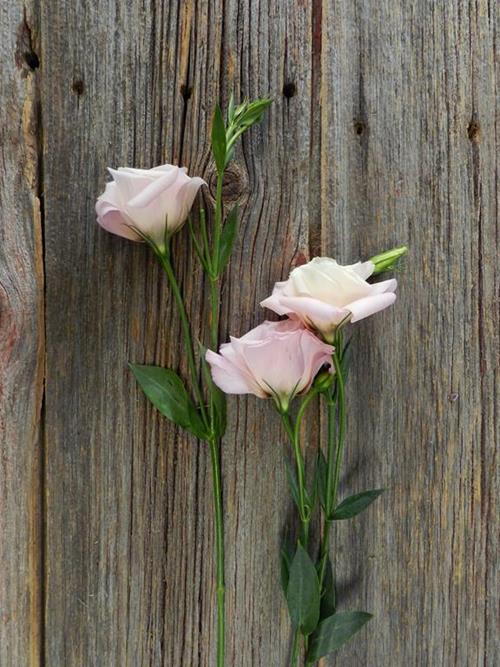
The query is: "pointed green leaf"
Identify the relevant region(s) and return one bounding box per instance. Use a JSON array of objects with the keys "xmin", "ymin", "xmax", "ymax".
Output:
[
  {"xmin": 284, "ymin": 459, "xmax": 312, "ymax": 512},
  {"xmin": 315, "ymin": 449, "xmax": 328, "ymax": 511},
  {"xmin": 319, "ymin": 556, "xmax": 336, "ymax": 619},
  {"xmin": 225, "ymin": 97, "xmax": 272, "ymax": 165},
  {"xmin": 286, "ymin": 545, "xmax": 320, "ymax": 636},
  {"xmin": 200, "ymin": 351, "xmax": 227, "ymax": 439},
  {"xmin": 280, "ymin": 540, "xmax": 294, "ymax": 594},
  {"xmin": 211, "ymin": 104, "xmax": 227, "ymax": 173},
  {"xmin": 211, "ymin": 384, "xmax": 227, "ymax": 438},
  {"xmin": 227, "ymin": 93, "xmax": 236, "ymax": 123},
  {"xmin": 307, "ymin": 611, "xmax": 373, "ymax": 662},
  {"xmin": 188, "ymin": 218, "xmax": 209, "ymax": 271},
  {"xmin": 332, "ymin": 340, "xmax": 352, "ymax": 404},
  {"xmin": 234, "ymin": 97, "xmax": 273, "ymax": 129},
  {"xmin": 129, "ymin": 364, "xmax": 207, "ymax": 440},
  {"xmin": 218, "ymin": 205, "xmax": 239, "ymax": 273},
  {"xmin": 331, "ymin": 489, "xmax": 385, "ymax": 520},
  {"xmin": 340, "ymin": 339, "xmax": 352, "ymax": 381}
]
